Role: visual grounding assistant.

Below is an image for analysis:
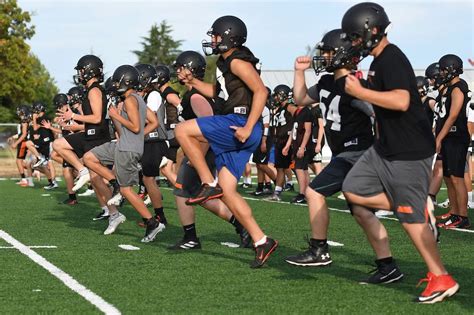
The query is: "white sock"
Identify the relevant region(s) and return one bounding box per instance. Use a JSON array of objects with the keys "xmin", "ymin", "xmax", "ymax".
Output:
[
  {"xmin": 275, "ymin": 186, "xmax": 282, "ymax": 193},
  {"xmin": 244, "ymin": 177, "xmax": 252, "ymax": 184},
  {"xmin": 468, "ymin": 191, "xmax": 473, "ymax": 202},
  {"xmin": 79, "ymin": 168, "xmax": 89, "ymax": 176},
  {"xmin": 27, "ymin": 177, "xmax": 33, "ymax": 184},
  {"xmin": 207, "ymin": 178, "xmax": 218, "ymax": 187},
  {"xmin": 254, "ymin": 235, "xmax": 267, "ymax": 247},
  {"xmin": 101, "ymin": 206, "xmax": 109, "ymax": 215}
]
